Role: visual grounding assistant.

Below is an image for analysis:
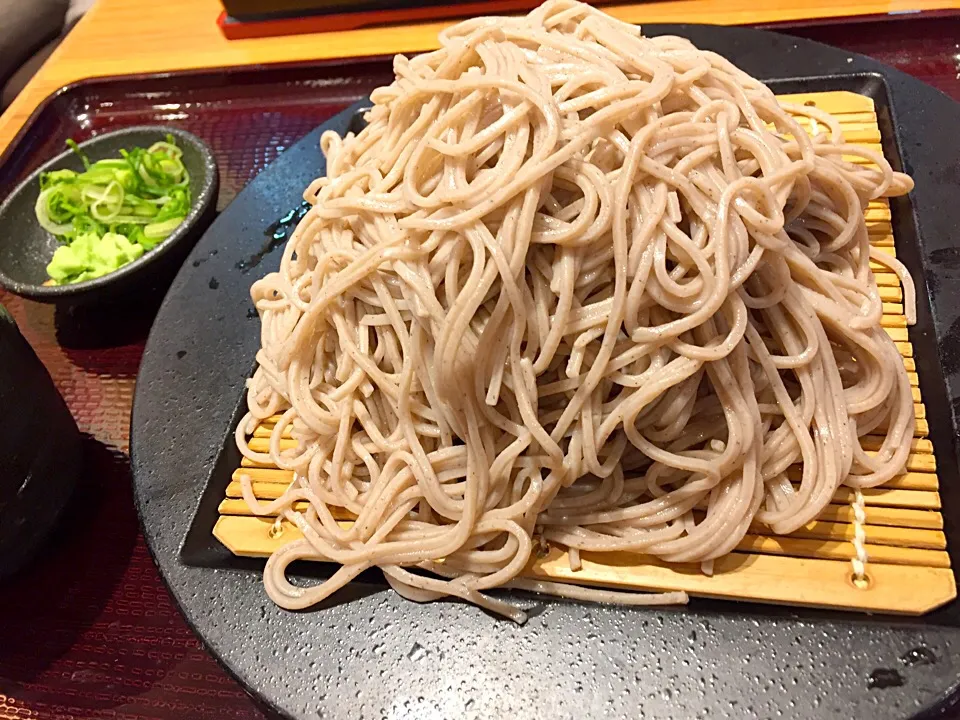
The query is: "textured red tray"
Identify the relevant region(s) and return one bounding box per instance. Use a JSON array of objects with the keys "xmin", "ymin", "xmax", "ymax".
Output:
[{"xmin": 0, "ymin": 15, "xmax": 958, "ymax": 720}]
